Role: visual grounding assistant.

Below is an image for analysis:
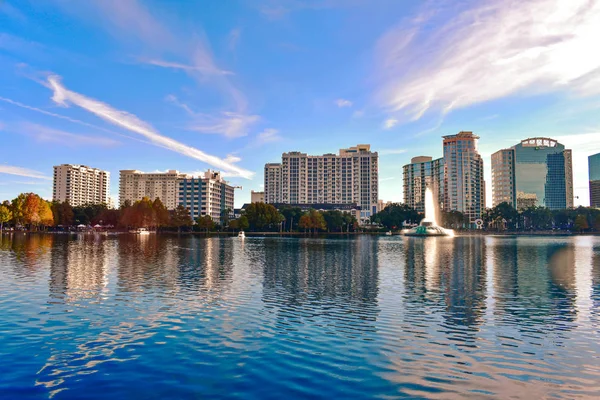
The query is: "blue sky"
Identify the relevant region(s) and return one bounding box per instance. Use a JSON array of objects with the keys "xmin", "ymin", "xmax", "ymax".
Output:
[{"xmin": 1, "ymin": 0, "xmax": 599, "ymax": 207}]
